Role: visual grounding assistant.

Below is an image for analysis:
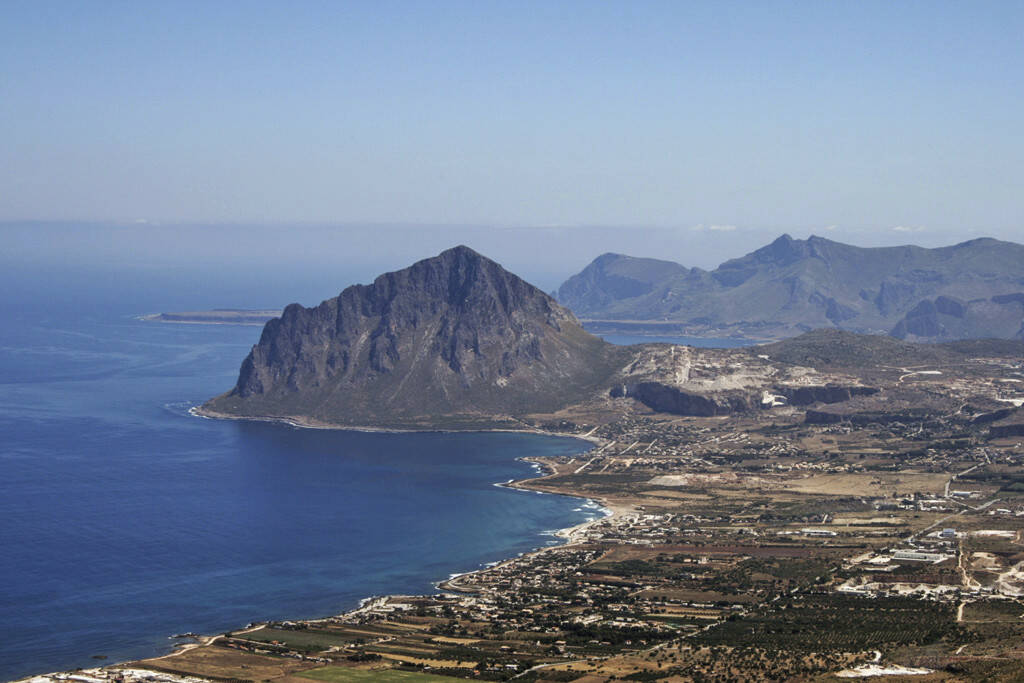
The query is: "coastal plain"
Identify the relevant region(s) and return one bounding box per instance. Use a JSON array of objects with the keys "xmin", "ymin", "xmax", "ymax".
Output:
[{"xmin": 23, "ymin": 333, "xmax": 1024, "ymax": 682}]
